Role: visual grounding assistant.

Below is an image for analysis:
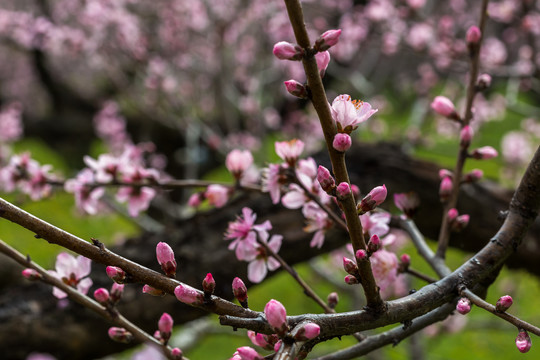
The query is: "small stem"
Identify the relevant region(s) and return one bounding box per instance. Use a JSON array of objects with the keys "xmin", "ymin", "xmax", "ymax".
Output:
[
  {"xmin": 404, "ymin": 268, "xmax": 437, "ymax": 284},
  {"xmin": 257, "ymin": 236, "xmax": 333, "ymax": 313},
  {"xmin": 460, "ymin": 288, "xmax": 540, "ymax": 337}
]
